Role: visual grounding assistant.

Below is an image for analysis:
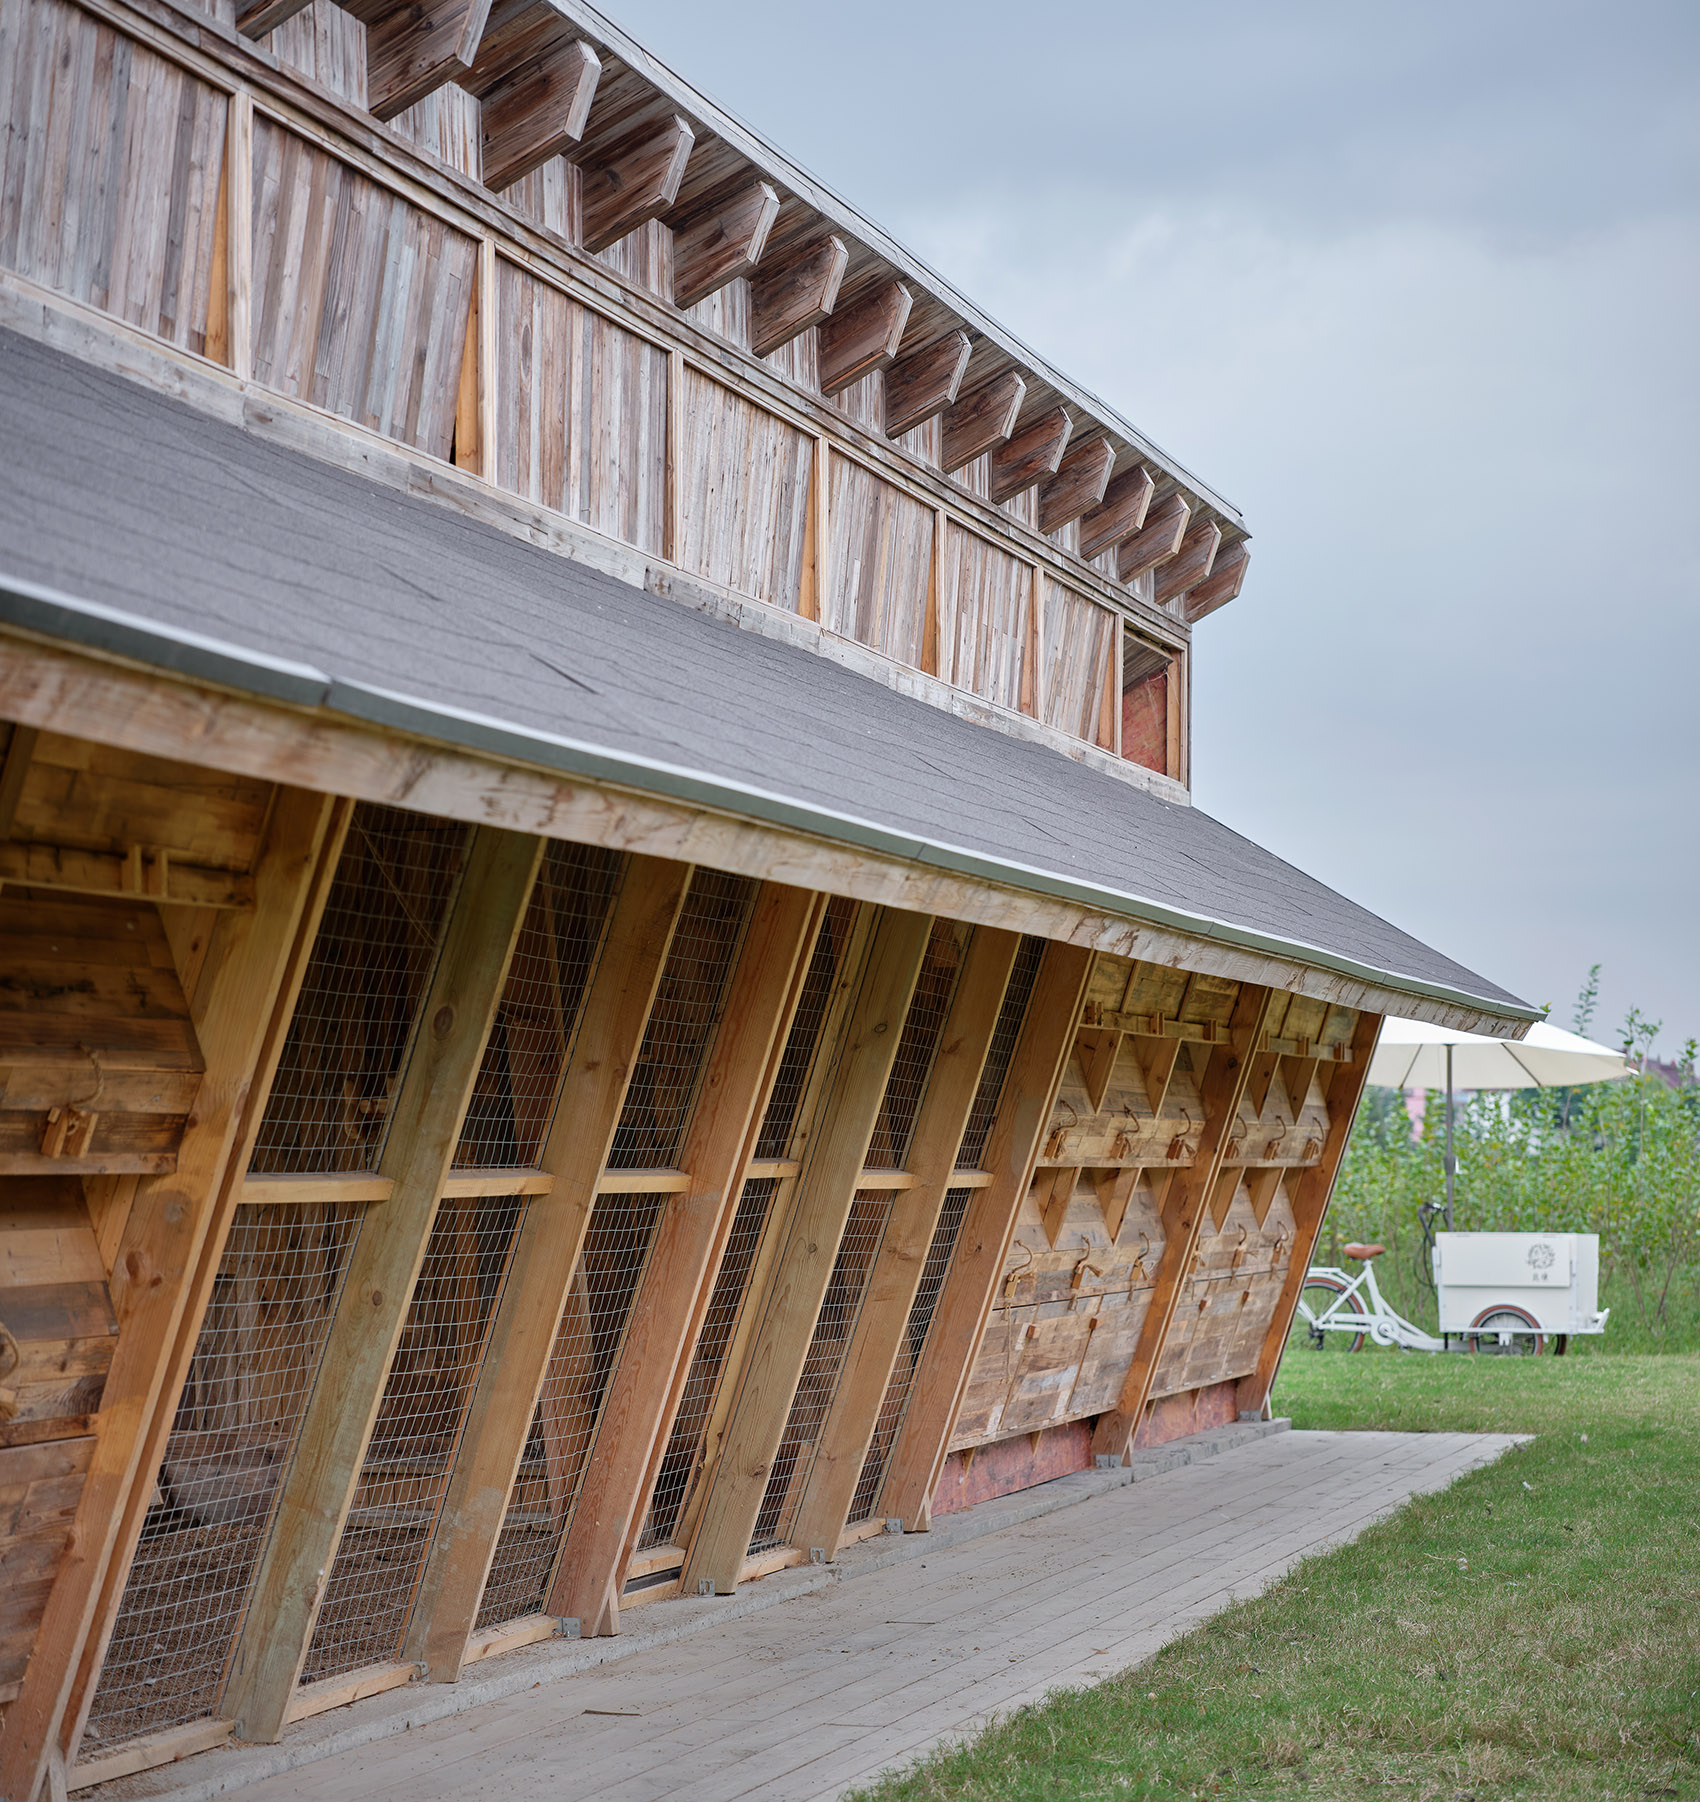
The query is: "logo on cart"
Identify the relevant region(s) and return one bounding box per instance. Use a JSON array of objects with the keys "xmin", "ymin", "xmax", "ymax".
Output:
[{"xmin": 1527, "ymin": 1243, "xmax": 1556, "ymax": 1274}]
